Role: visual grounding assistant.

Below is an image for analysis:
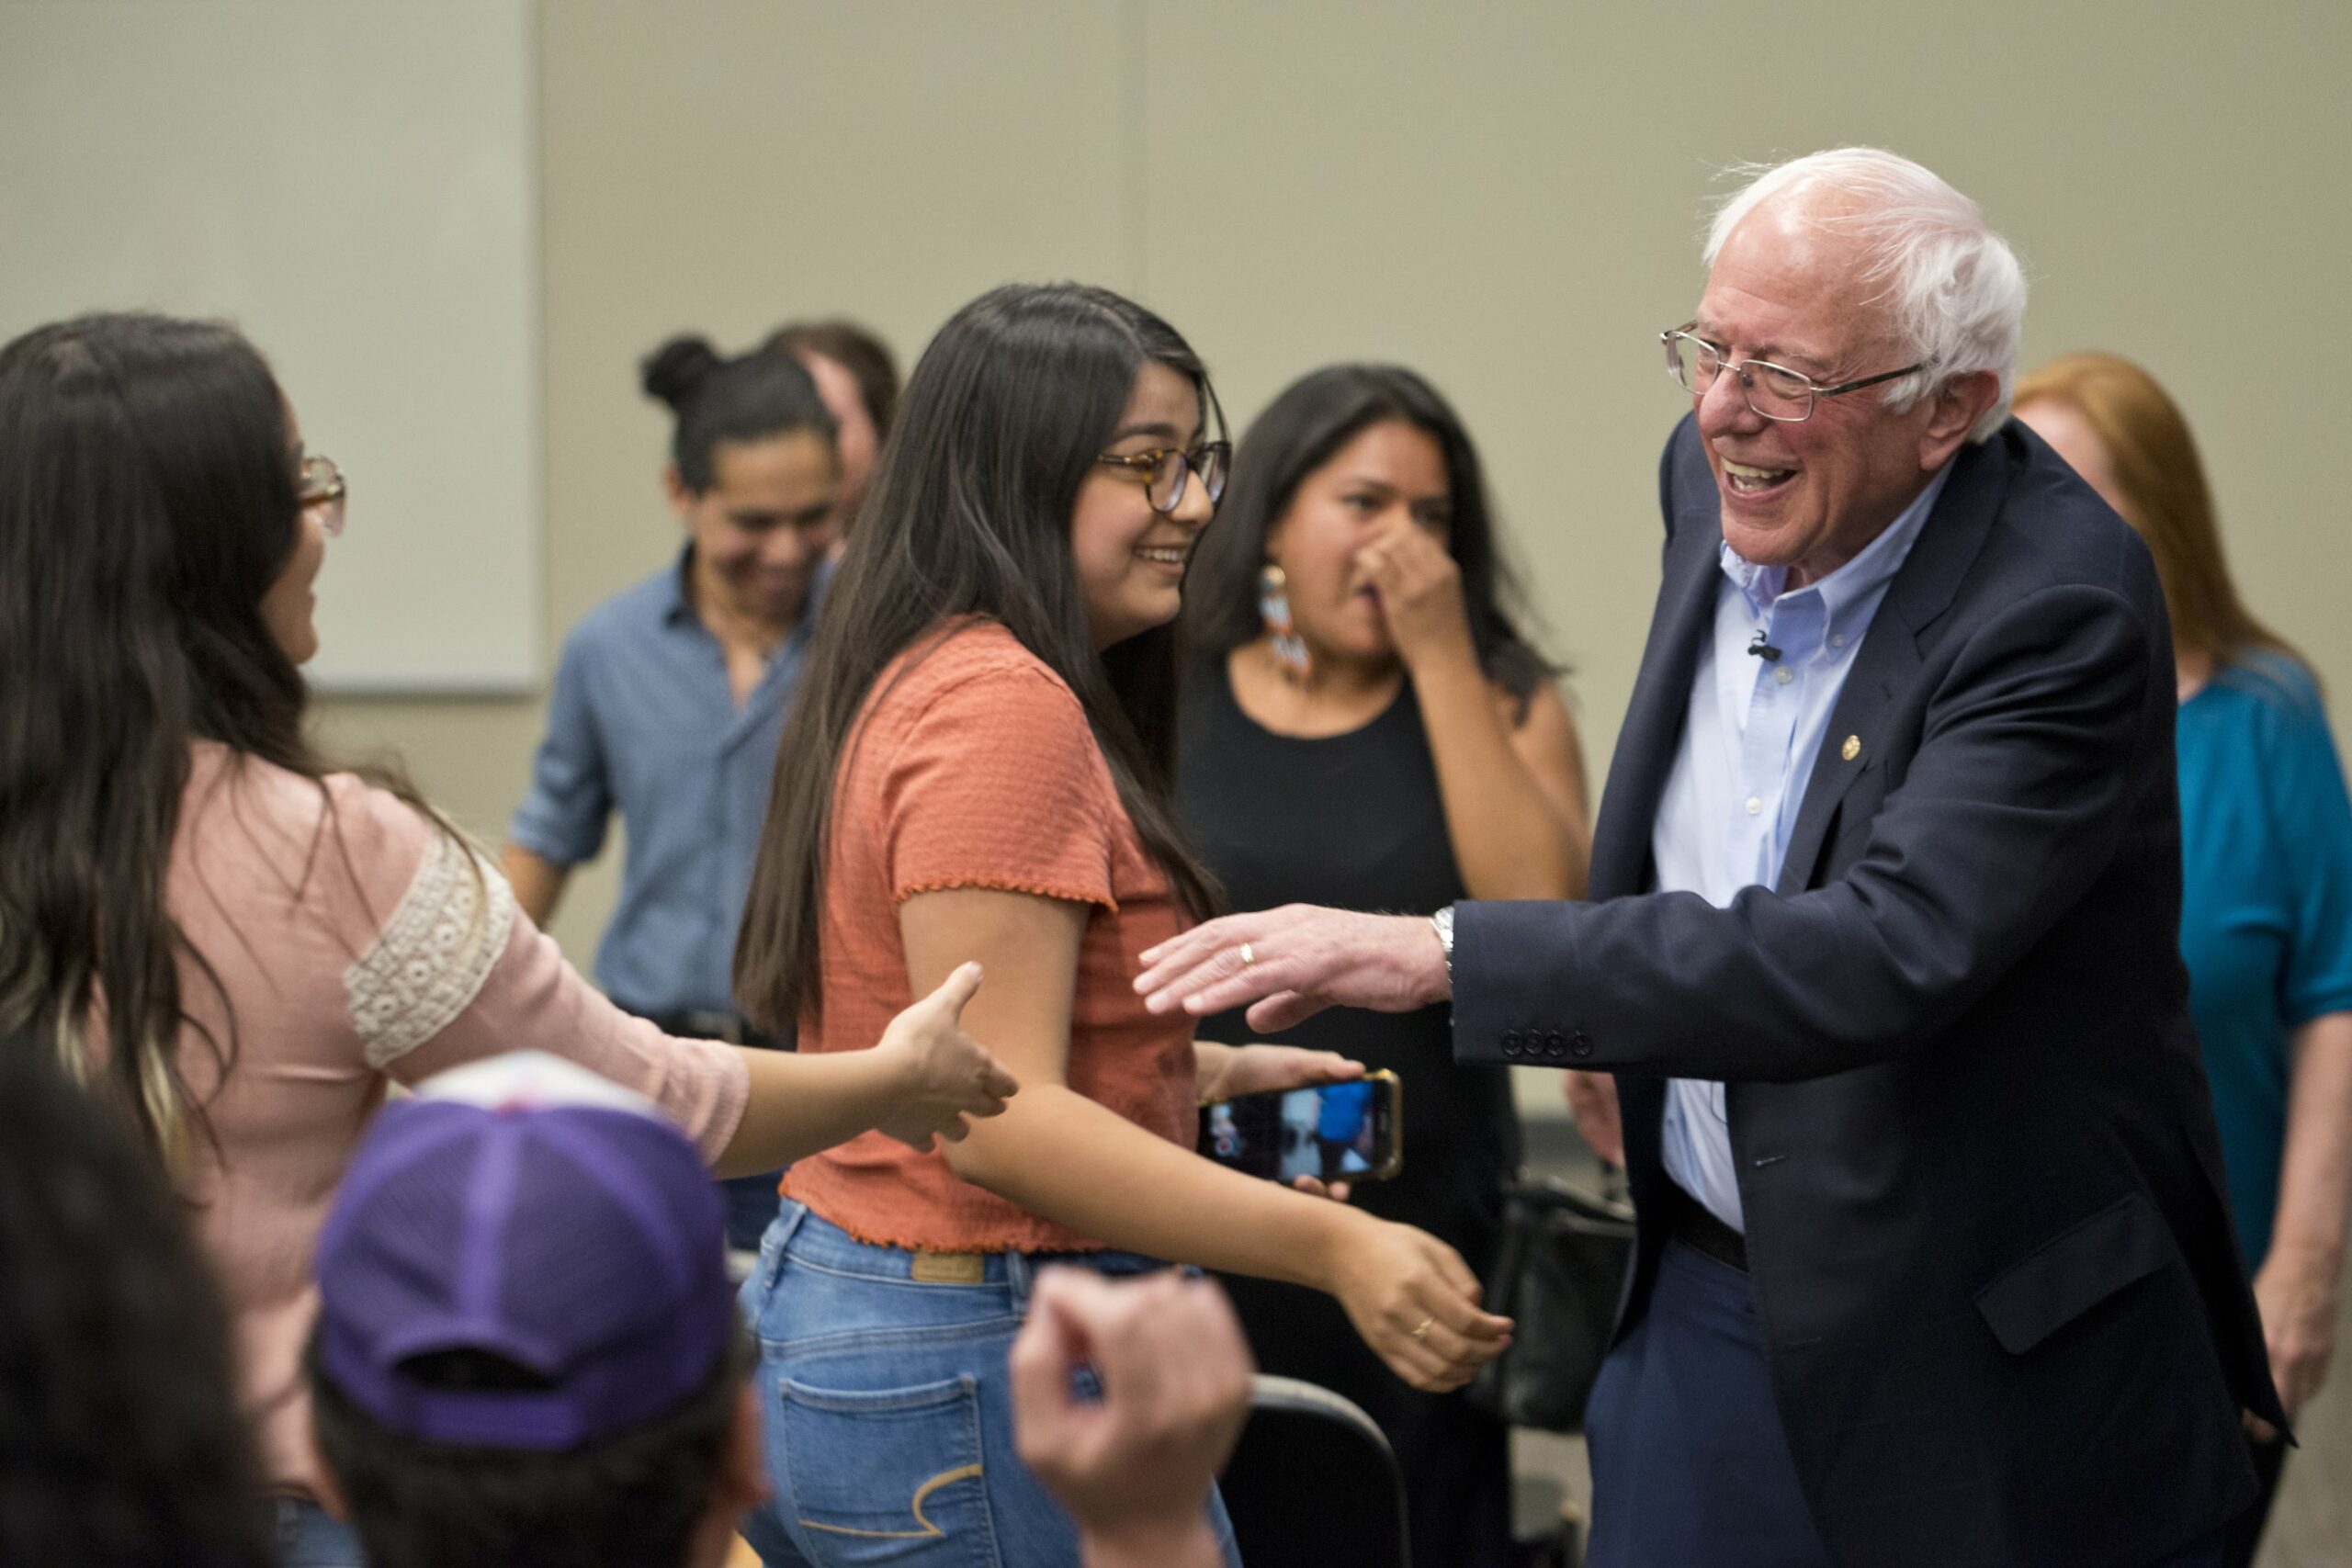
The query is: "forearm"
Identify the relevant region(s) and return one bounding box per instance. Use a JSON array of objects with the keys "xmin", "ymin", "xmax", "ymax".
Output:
[
  {"xmin": 713, "ymin": 1046, "xmax": 900, "ymax": 1177},
  {"xmin": 501, "ymin": 843, "xmax": 569, "ymax": 928},
  {"xmin": 2267, "ymin": 1013, "xmax": 2352, "ymax": 1274},
  {"xmin": 946, "ymin": 1083, "xmax": 1361, "ymax": 1289},
  {"xmin": 1410, "ymin": 654, "xmax": 1584, "ymax": 899},
  {"xmin": 1456, "ymin": 589, "xmax": 2154, "ymax": 1077}
]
